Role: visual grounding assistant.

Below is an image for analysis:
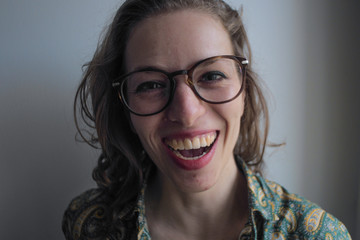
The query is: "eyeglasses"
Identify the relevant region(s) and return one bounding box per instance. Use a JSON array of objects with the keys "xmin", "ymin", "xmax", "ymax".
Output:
[{"xmin": 112, "ymin": 55, "xmax": 248, "ymax": 116}]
